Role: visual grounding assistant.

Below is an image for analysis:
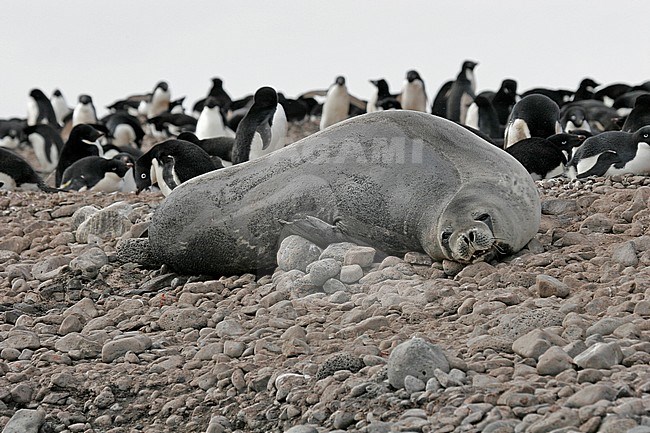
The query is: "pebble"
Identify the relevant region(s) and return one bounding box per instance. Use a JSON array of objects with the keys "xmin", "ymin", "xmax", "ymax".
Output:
[
  {"xmin": 339, "ymin": 264, "xmax": 363, "ymax": 284},
  {"xmin": 386, "ymin": 337, "xmax": 449, "ymax": 389},
  {"xmin": 276, "ymin": 236, "xmax": 322, "ymax": 272}
]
